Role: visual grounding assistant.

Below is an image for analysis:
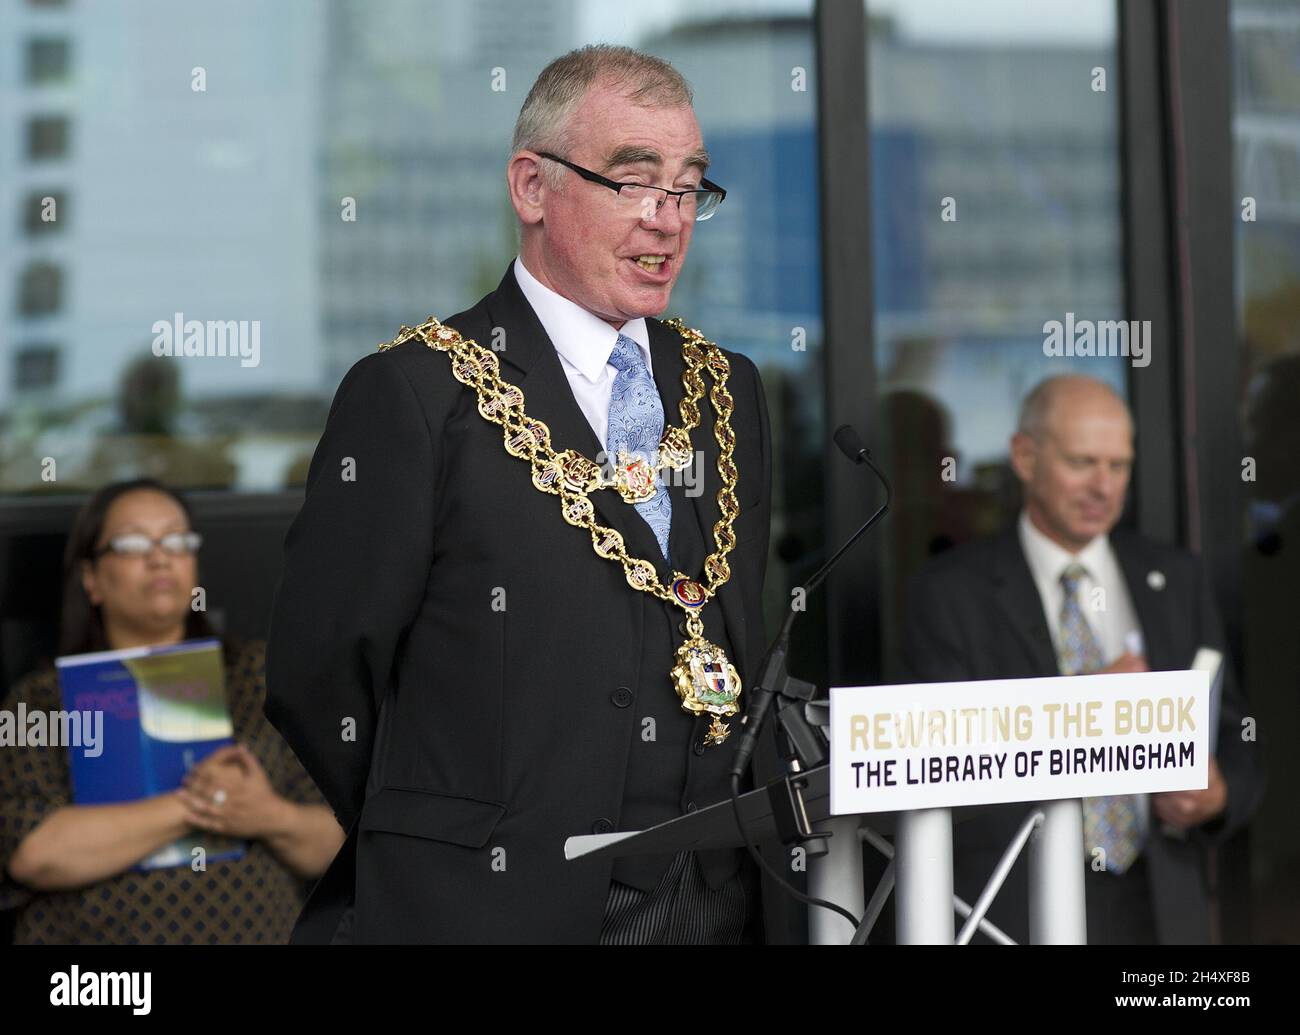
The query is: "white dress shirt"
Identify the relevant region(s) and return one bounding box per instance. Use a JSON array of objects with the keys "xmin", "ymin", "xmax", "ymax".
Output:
[
  {"xmin": 512, "ymin": 255, "xmax": 653, "ymax": 453},
  {"xmin": 1018, "ymin": 509, "xmax": 1150, "ymax": 836}
]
